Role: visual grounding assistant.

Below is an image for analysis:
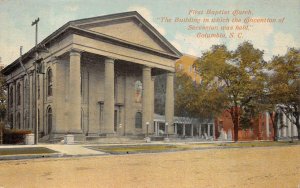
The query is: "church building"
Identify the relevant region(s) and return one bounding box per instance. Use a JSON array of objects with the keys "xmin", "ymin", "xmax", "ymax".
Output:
[{"xmin": 1, "ymin": 11, "xmax": 181, "ymax": 140}]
